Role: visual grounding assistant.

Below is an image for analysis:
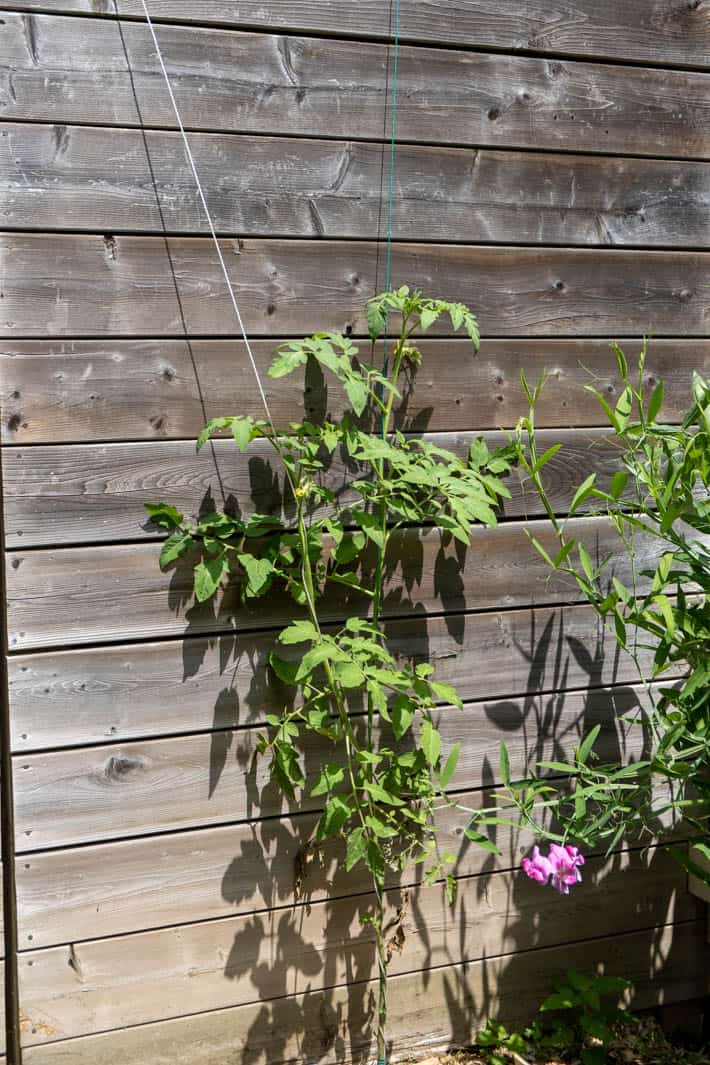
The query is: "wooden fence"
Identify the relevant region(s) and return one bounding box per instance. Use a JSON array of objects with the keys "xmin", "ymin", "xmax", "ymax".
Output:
[{"xmin": 0, "ymin": 2, "xmax": 709, "ymax": 1062}]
